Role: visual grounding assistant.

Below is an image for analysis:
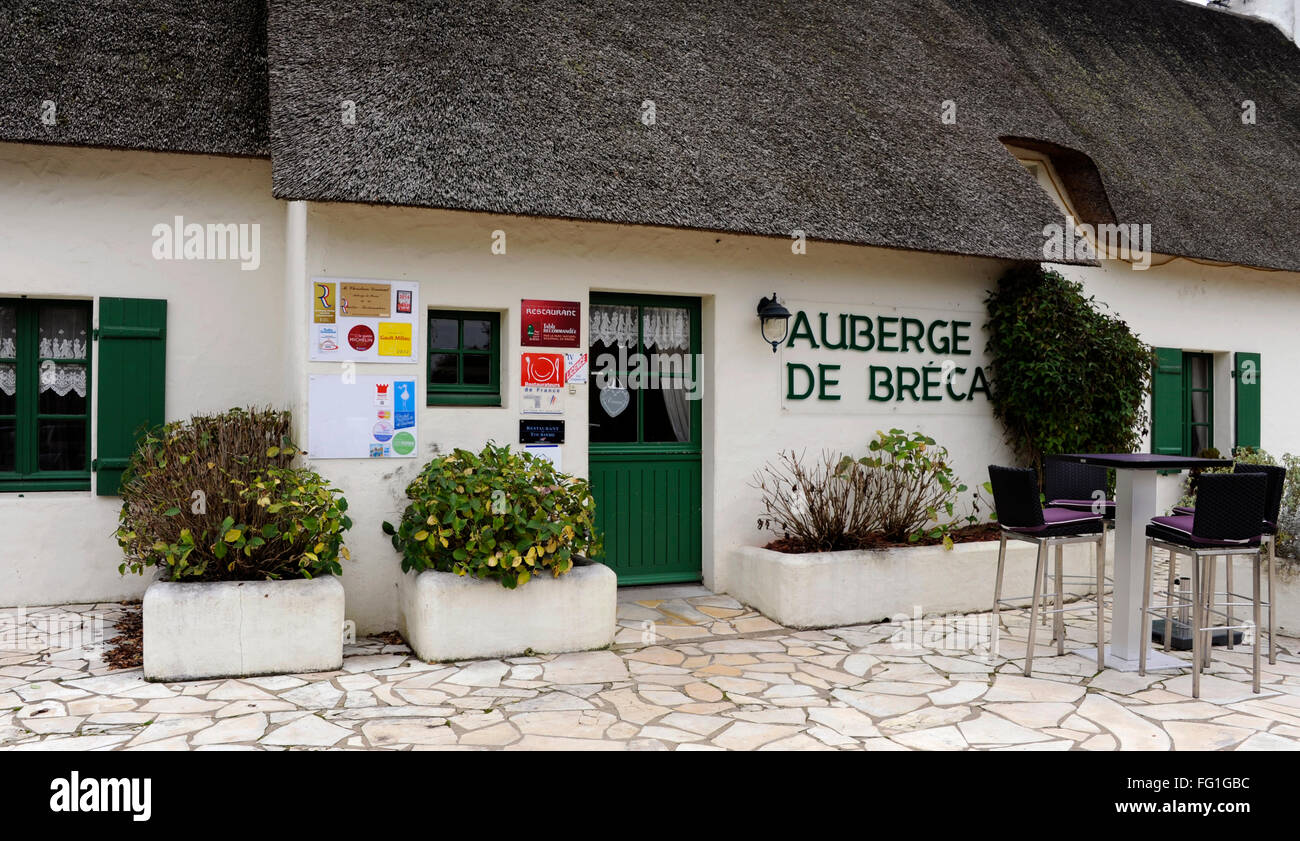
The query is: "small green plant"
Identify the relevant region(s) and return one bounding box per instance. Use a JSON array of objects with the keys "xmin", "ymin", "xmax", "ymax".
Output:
[
  {"xmin": 116, "ymin": 408, "xmax": 352, "ymax": 581},
  {"xmin": 853, "ymin": 429, "xmax": 970, "ymax": 547},
  {"xmin": 383, "ymin": 443, "xmax": 601, "ymax": 588}
]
